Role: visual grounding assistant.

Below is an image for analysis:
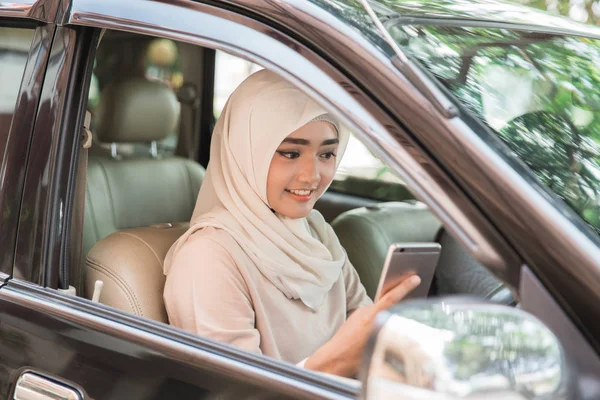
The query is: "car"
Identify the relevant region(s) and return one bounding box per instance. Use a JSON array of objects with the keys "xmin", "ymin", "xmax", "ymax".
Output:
[{"xmin": 1, "ymin": 0, "xmax": 600, "ymax": 398}]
